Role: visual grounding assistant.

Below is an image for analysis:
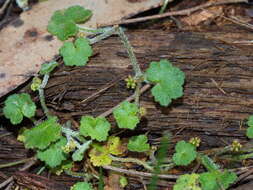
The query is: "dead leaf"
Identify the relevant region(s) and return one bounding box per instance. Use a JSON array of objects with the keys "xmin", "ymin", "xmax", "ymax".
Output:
[
  {"xmin": 104, "ymin": 172, "xmax": 124, "ymax": 190},
  {"xmin": 181, "ymin": 6, "xmax": 223, "ymax": 26},
  {"xmin": 0, "ymin": 0, "xmax": 162, "ymax": 97}
]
